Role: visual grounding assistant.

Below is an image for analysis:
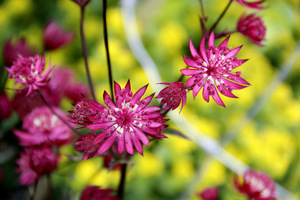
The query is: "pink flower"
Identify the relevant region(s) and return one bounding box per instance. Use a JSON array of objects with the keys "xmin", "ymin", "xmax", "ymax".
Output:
[
  {"xmin": 43, "ymin": 21, "xmax": 74, "ymax": 51},
  {"xmin": 237, "ymin": 13, "xmax": 266, "ymax": 46},
  {"xmin": 181, "ymin": 32, "xmax": 250, "ymax": 107},
  {"xmin": 0, "ymin": 91, "xmax": 12, "ymax": 120},
  {"xmin": 234, "ymin": 170, "xmax": 277, "ymax": 200},
  {"xmin": 156, "ymin": 82, "xmax": 187, "ymax": 112},
  {"xmin": 6, "ymin": 53, "xmax": 52, "ymax": 96},
  {"xmin": 74, "ymin": 80, "xmax": 167, "ymax": 156},
  {"xmin": 2, "ymin": 38, "xmax": 35, "ymax": 67},
  {"xmin": 234, "ymin": 0, "xmax": 265, "ymax": 10},
  {"xmin": 14, "ymin": 106, "xmax": 74, "ymax": 147},
  {"xmin": 16, "ymin": 146, "xmax": 60, "ymax": 185},
  {"xmin": 70, "ymin": 98, "xmax": 105, "ymax": 127},
  {"xmin": 80, "ymin": 186, "xmax": 120, "ymax": 200},
  {"xmin": 74, "ymin": 133, "xmax": 101, "ymax": 160},
  {"xmin": 197, "ymin": 187, "xmax": 219, "ymax": 200}
]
